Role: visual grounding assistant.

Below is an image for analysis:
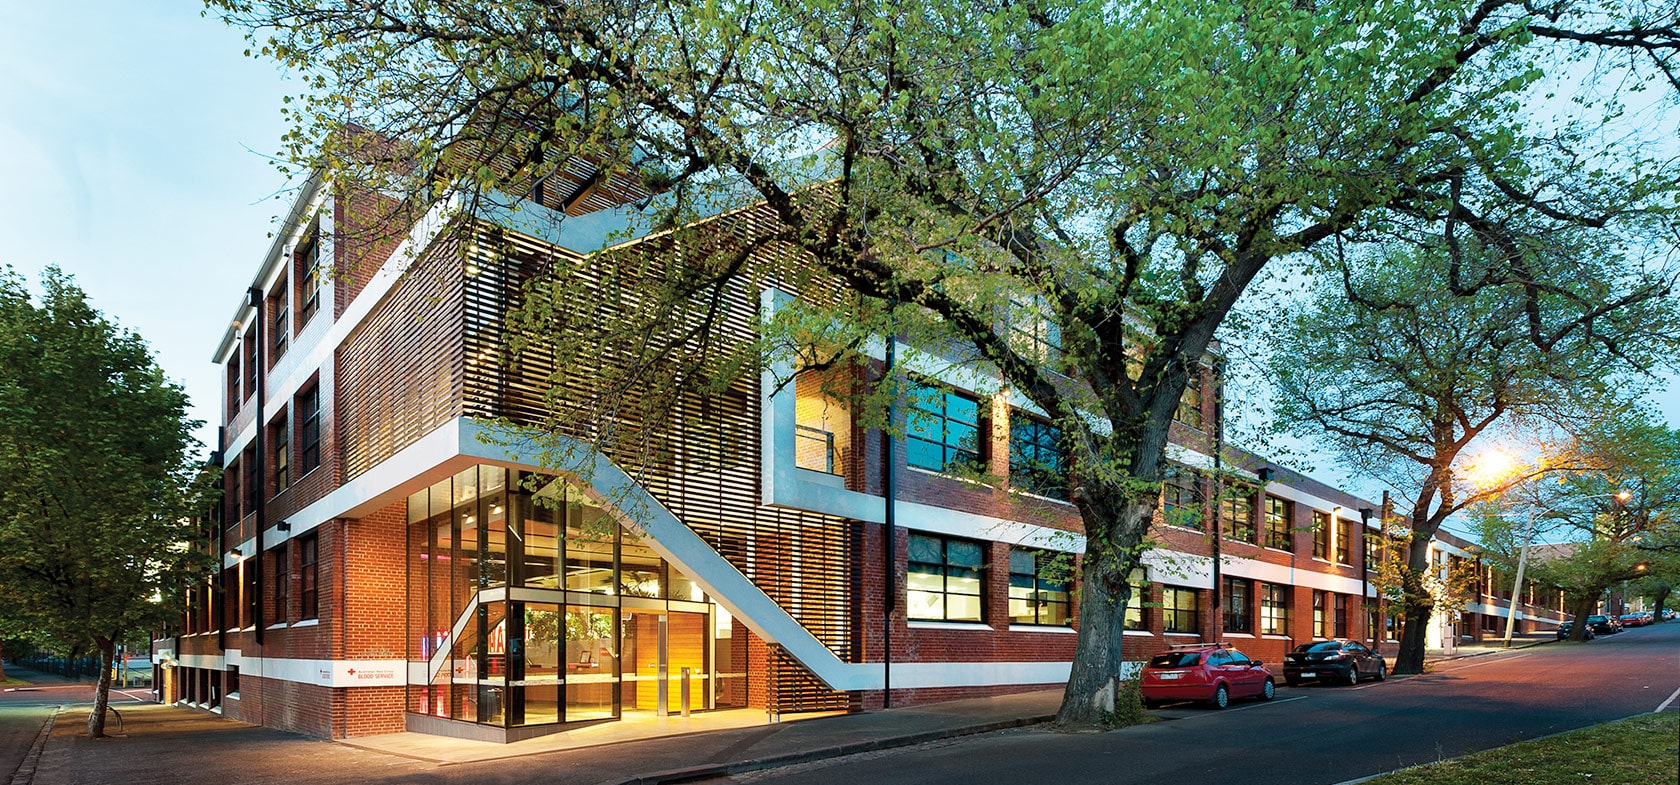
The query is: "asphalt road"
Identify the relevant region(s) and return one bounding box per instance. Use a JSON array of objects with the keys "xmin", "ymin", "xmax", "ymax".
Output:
[
  {"xmin": 2, "ymin": 678, "xmax": 152, "ymax": 783},
  {"xmin": 724, "ymin": 623, "xmax": 1680, "ymax": 785}
]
